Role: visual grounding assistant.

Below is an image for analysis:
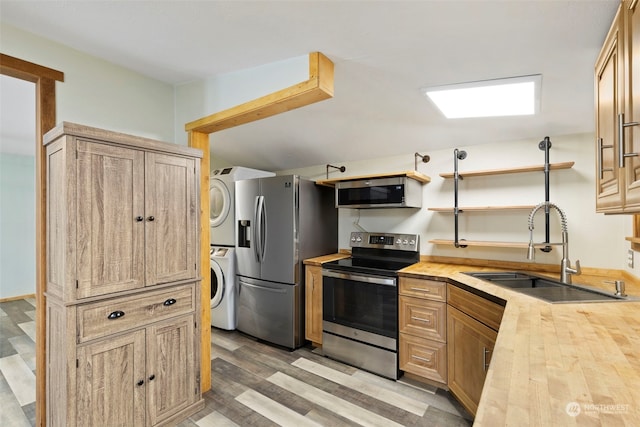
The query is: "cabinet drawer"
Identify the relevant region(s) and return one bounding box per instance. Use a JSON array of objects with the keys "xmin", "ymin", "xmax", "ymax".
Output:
[
  {"xmin": 447, "ymin": 284, "xmax": 504, "ymax": 331},
  {"xmin": 399, "ymin": 333, "xmax": 447, "ymax": 384},
  {"xmin": 77, "ymin": 284, "xmax": 196, "ymax": 343},
  {"xmin": 399, "ymin": 296, "xmax": 446, "ymax": 342},
  {"xmin": 399, "ymin": 277, "xmax": 446, "ymax": 301}
]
